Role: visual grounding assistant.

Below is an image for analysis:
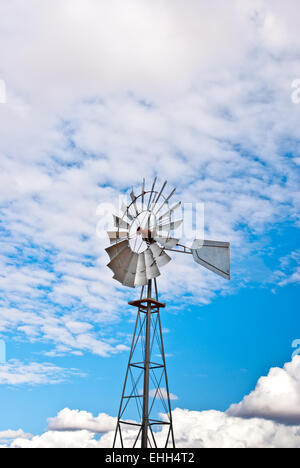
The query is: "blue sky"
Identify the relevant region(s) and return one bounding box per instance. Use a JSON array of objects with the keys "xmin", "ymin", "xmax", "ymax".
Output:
[{"xmin": 0, "ymin": 0, "xmax": 300, "ymax": 448}]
